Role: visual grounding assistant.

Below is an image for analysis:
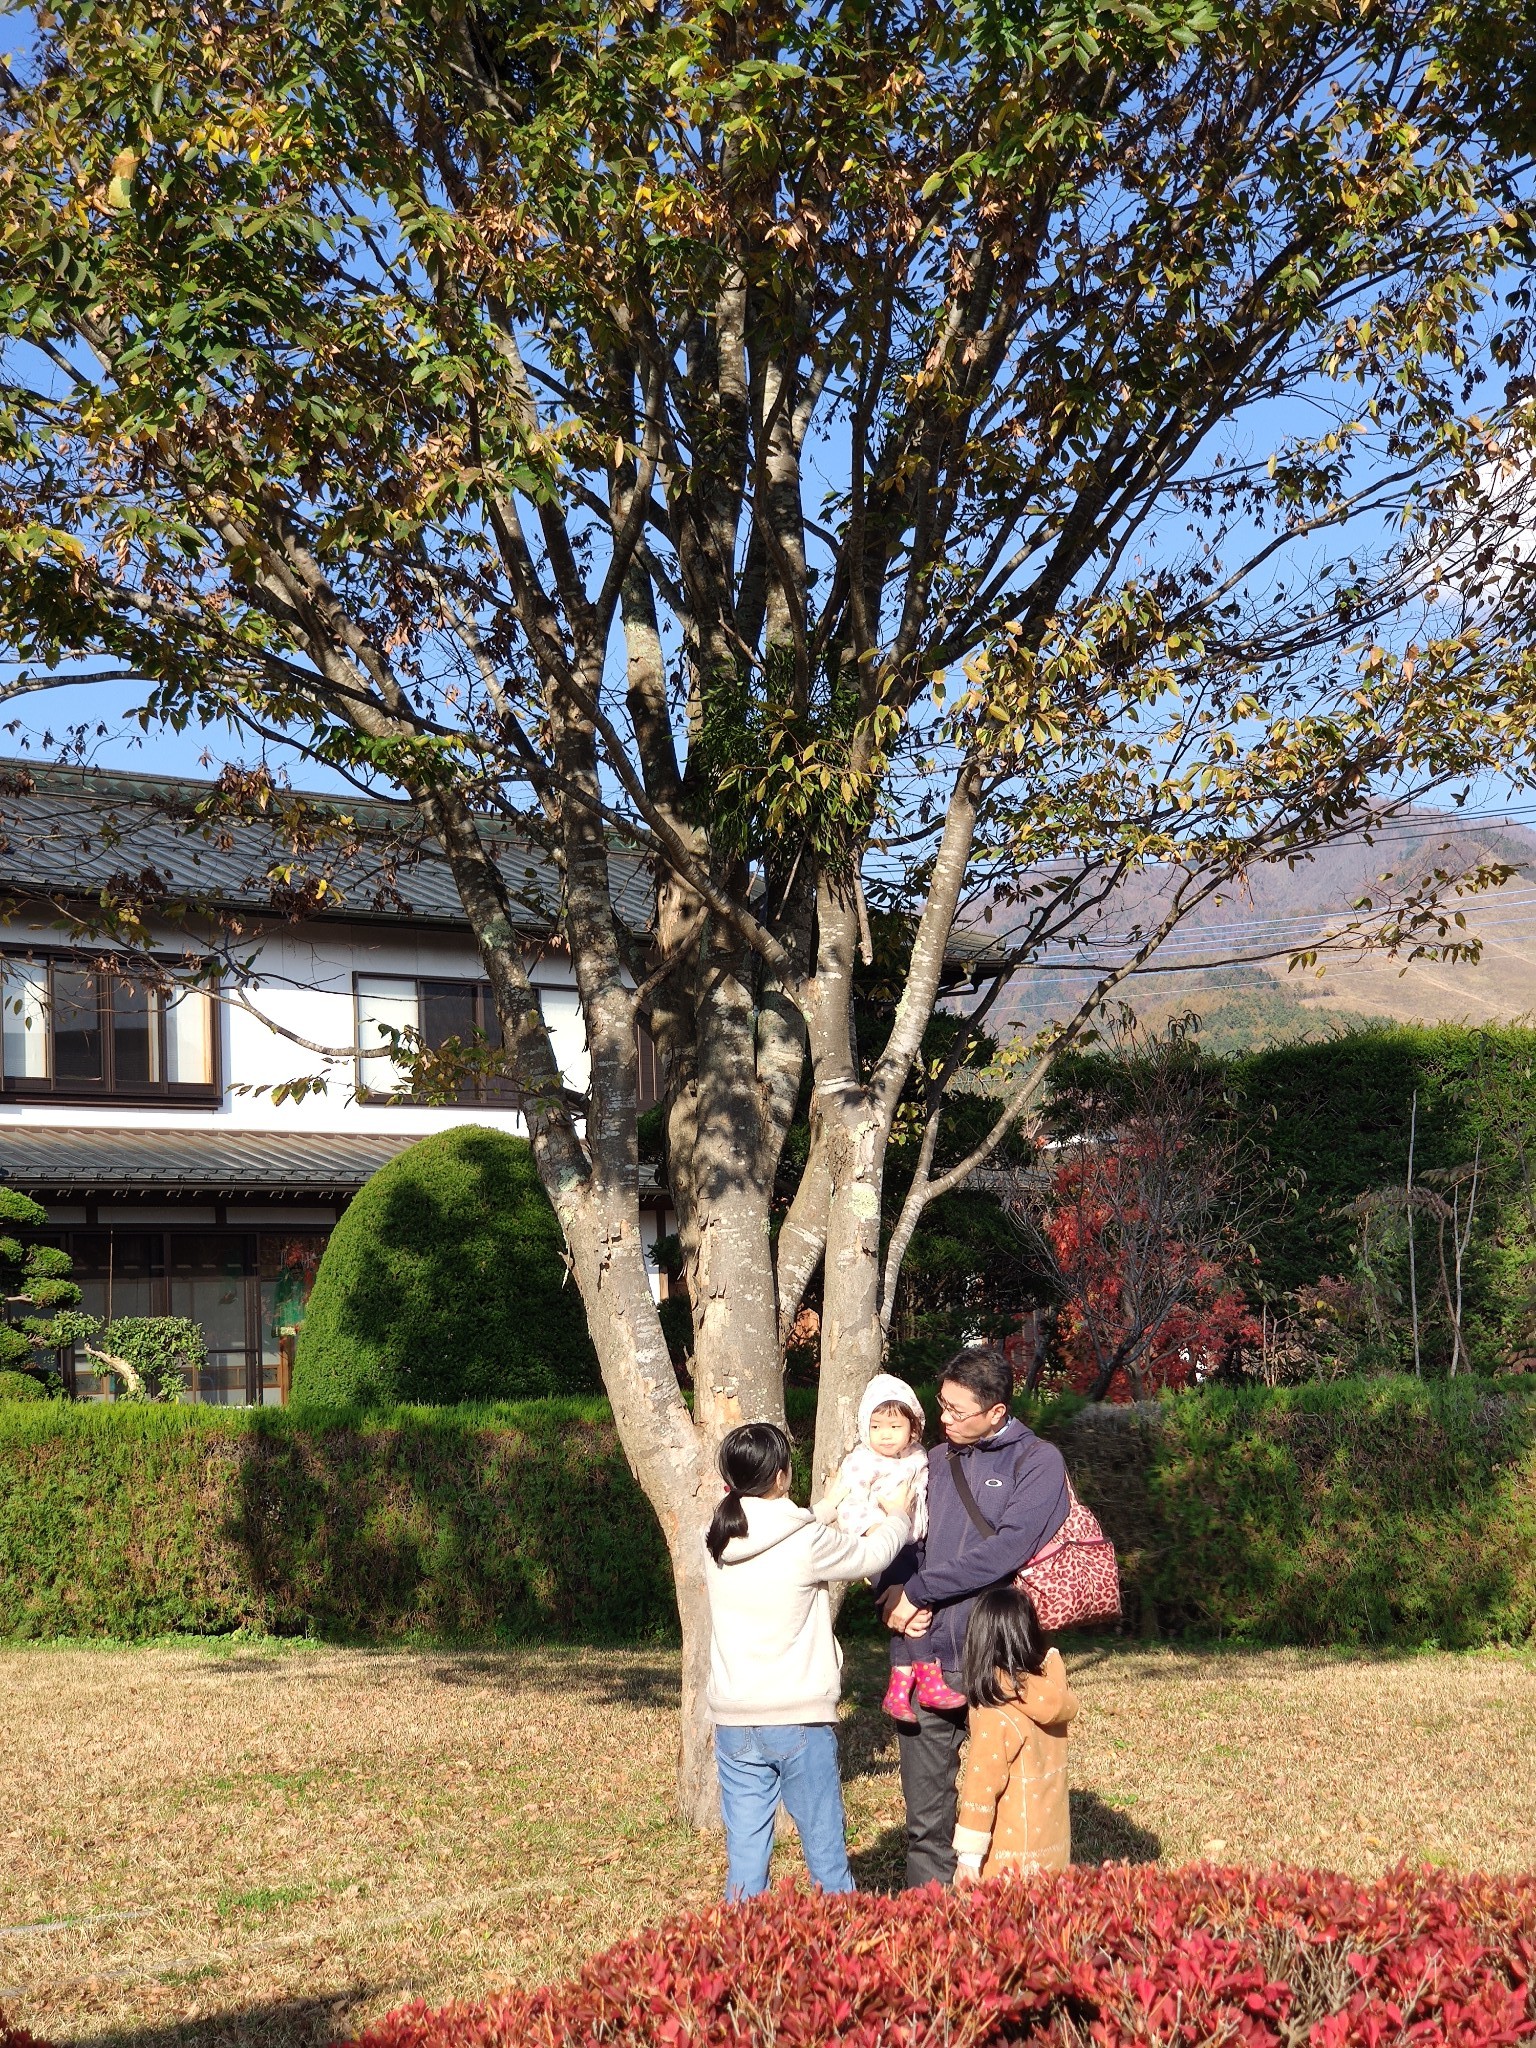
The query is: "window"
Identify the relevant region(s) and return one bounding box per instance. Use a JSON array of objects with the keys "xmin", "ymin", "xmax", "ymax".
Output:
[
  {"xmin": 355, "ymin": 975, "xmax": 516, "ymax": 1103},
  {"xmin": 354, "ymin": 976, "xmax": 657, "ymax": 1109},
  {"xmin": 69, "ymin": 1234, "xmax": 165, "ymax": 1401},
  {"xmin": 0, "ymin": 956, "xmax": 217, "ymax": 1100},
  {"xmin": 259, "ymin": 1234, "xmax": 327, "ymax": 1406},
  {"xmin": 169, "ymin": 1235, "xmax": 253, "ymax": 1406},
  {"xmin": 63, "ymin": 1228, "xmax": 330, "ymax": 1406}
]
